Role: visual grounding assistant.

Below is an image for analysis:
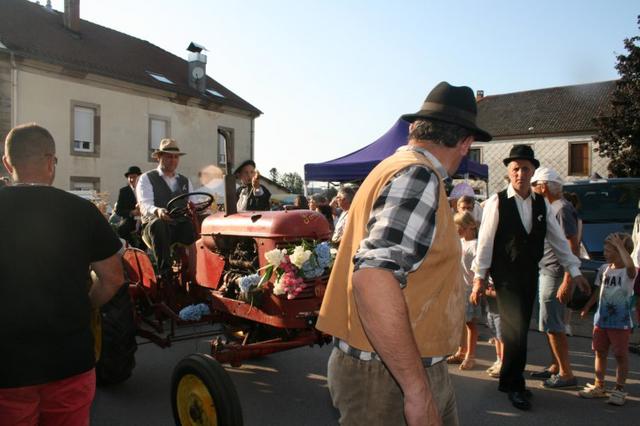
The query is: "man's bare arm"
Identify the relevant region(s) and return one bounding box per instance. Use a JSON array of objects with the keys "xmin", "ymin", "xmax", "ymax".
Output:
[
  {"xmin": 89, "ymin": 253, "xmax": 125, "ymax": 308},
  {"xmin": 352, "ymin": 268, "xmax": 440, "ymax": 426}
]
